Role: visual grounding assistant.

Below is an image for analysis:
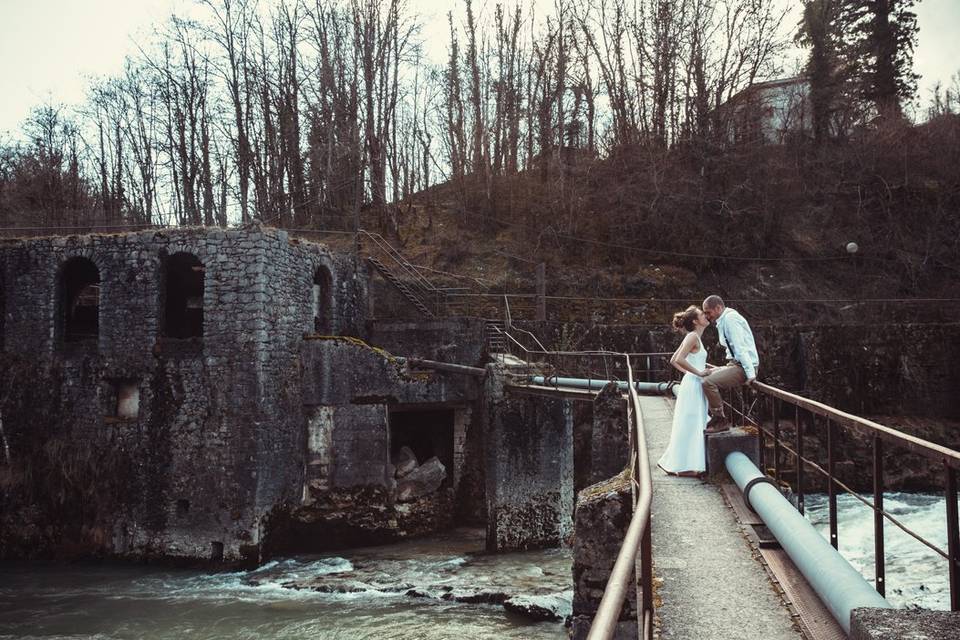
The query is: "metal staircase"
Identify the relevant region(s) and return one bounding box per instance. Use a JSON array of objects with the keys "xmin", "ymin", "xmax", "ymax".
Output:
[
  {"xmin": 359, "ymin": 230, "xmax": 473, "ymax": 318},
  {"xmin": 485, "ymin": 319, "xmax": 507, "ymax": 353},
  {"xmin": 366, "ymin": 255, "xmax": 434, "ymax": 317}
]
